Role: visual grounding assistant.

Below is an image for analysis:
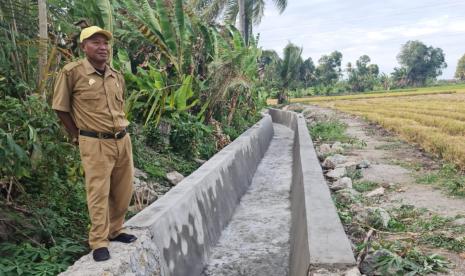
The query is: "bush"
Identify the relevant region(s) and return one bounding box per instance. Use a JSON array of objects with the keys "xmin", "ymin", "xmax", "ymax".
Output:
[{"xmin": 0, "ymin": 96, "xmax": 88, "ymax": 275}]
